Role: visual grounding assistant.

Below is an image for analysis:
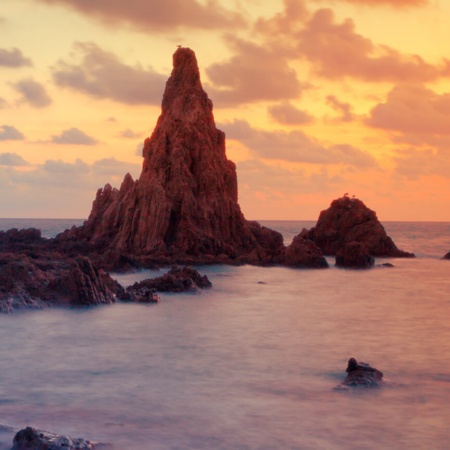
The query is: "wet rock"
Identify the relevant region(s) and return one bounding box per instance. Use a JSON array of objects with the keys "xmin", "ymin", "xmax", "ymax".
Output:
[
  {"xmin": 0, "ymin": 253, "xmax": 116, "ymax": 313},
  {"xmin": 335, "ymin": 357, "xmax": 384, "ymax": 390},
  {"xmin": 12, "ymin": 426, "xmax": 112, "ymax": 450},
  {"xmin": 283, "ymin": 235, "xmax": 328, "ymax": 268},
  {"xmin": 335, "ymin": 241, "xmax": 375, "ymax": 269},
  {"xmin": 126, "ymin": 265, "xmax": 212, "ymax": 297},
  {"xmin": 303, "ymin": 196, "xmax": 414, "ymax": 258}
]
